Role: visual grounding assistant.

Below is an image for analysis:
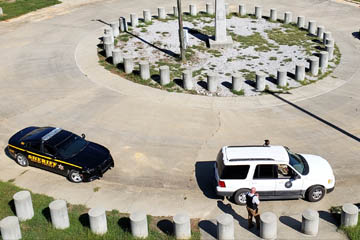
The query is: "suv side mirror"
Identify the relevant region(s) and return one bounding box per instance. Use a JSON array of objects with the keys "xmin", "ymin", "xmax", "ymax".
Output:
[
  {"xmin": 81, "ymin": 134, "xmax": 86, "ymax": 139},
  {"xmin": 293, "ymin": 174, "xmax": 301, "ymax": 180}
]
